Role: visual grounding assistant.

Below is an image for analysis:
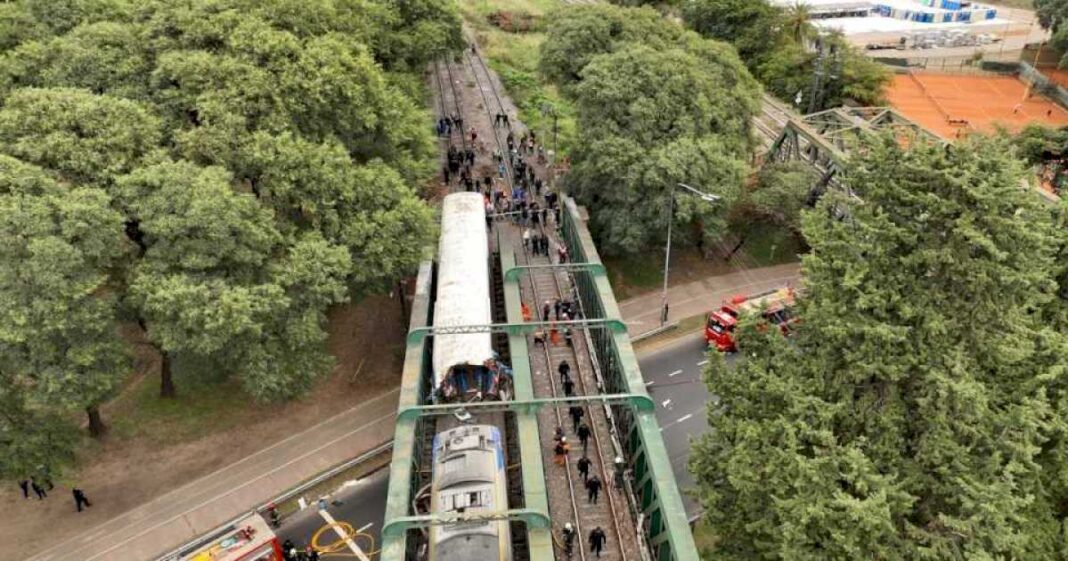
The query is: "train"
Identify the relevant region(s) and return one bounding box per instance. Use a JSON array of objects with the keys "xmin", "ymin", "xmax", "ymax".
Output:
[
  {"xmin": 428, "ymin": 192, "xmax": 514, "ymax": 561},
  {"xmin": 428, "ymin": 425, "xmax": 513, "ymax": 561},
  {"xmin": 431, "ymin": 192, "xmax": 511, "ymax": 403}
]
